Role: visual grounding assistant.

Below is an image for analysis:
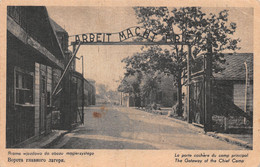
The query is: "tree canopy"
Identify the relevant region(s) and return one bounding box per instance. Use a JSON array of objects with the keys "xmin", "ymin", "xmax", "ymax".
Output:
[
  {"xmin": 119, "ymin": 7, "xmax": 240, "ymax": 115},
  {"xmin": 133, "ymin": 7, "xmax": 240, "ymax": 74}
]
